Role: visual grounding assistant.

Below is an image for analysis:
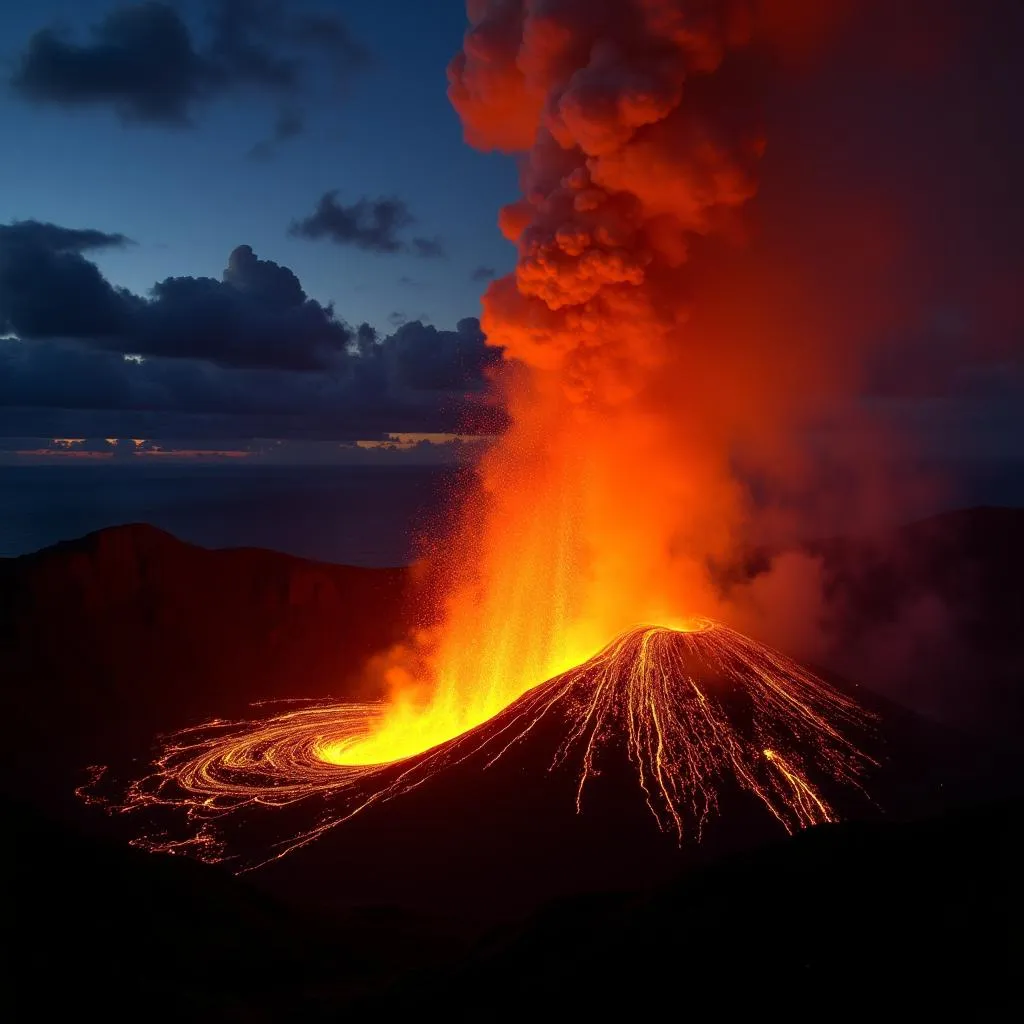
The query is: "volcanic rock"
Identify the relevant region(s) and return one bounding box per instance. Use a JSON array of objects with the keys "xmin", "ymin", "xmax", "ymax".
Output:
[{"xmin": 0, "ymin": 524, "xmax": 410, "ymax": 809}]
